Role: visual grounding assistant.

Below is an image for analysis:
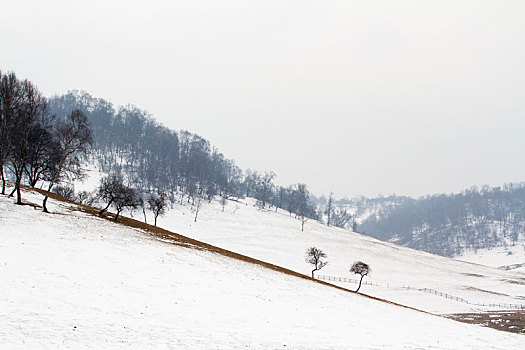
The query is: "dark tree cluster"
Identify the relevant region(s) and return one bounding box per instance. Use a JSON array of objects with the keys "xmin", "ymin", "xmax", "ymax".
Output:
[
  {"xmin": 47, "ymin": 90, "xmax": 320, "ymax": 227},
  {"xmin": 0, "ymin": 71, "xmax": 93, "ymax": 210}
]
